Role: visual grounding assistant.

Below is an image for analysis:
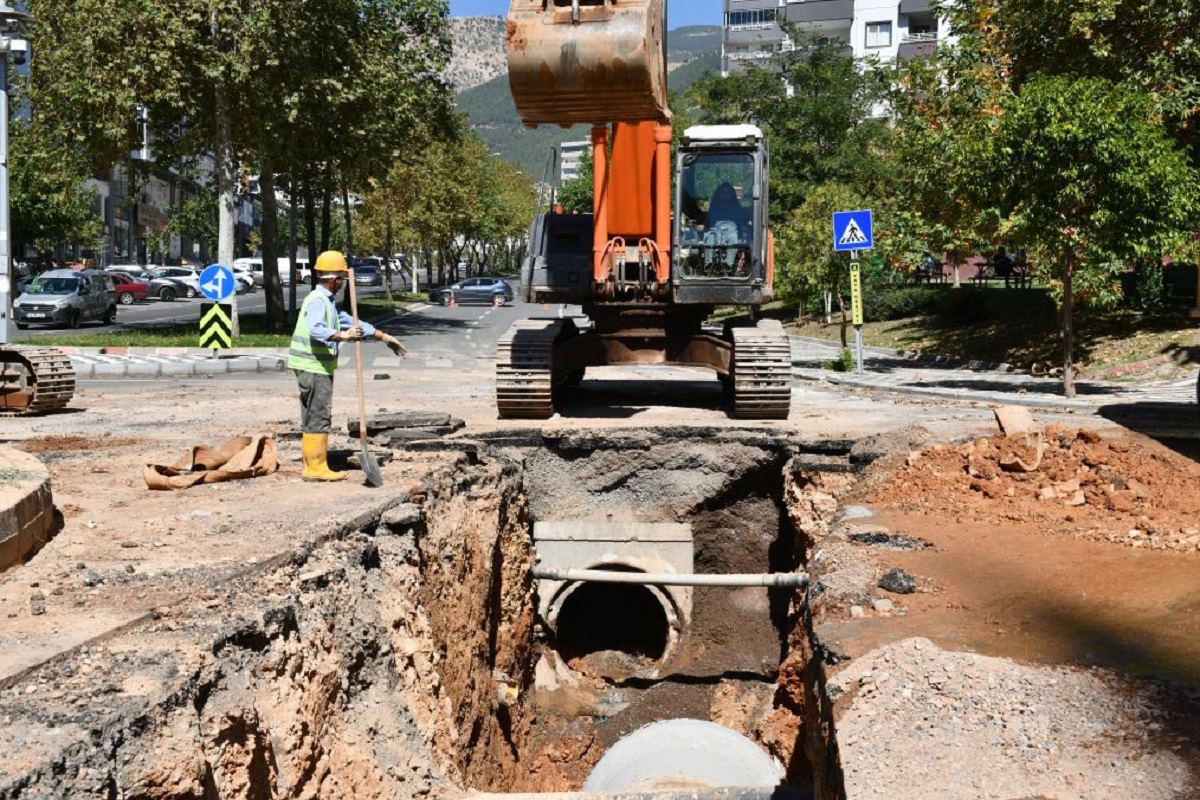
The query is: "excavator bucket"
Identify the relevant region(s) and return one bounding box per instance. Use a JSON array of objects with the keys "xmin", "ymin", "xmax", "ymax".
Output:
[{"xmin": 507, "ymin": 0, "xmax": 670, "ymax": 127}]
